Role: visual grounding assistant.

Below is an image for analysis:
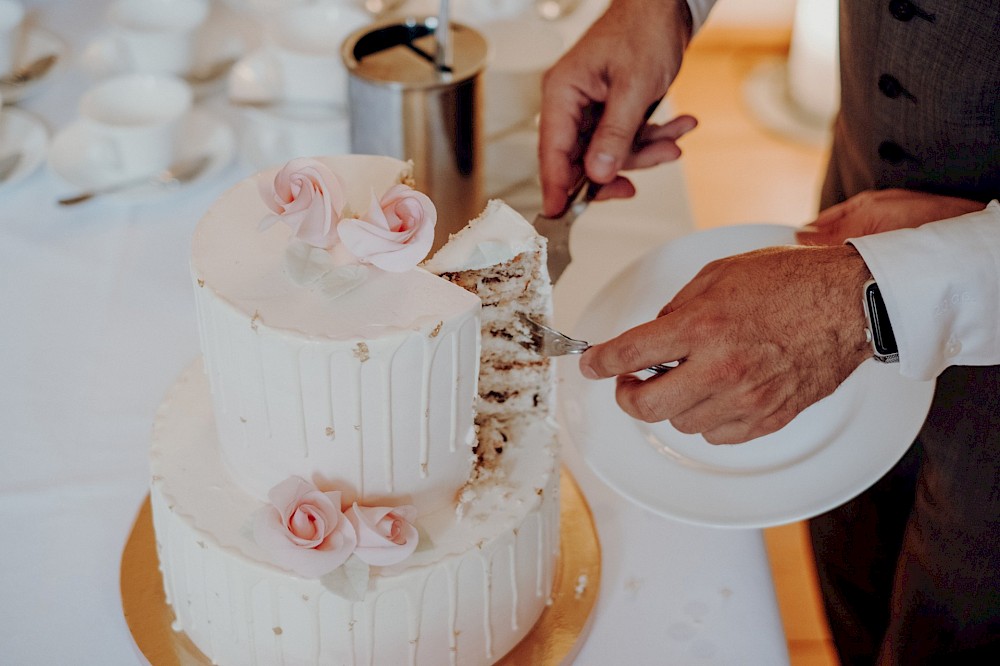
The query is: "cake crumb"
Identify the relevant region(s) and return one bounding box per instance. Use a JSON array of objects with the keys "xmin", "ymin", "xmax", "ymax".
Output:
[
  {"xmin": 353, "ymin": 342, "xmax": 370, "ymax": 362},
  {"xmin": 240, "ymin": 417, "xmax": 247, "ymax": 423},
  {"xmin": 574, "ymin": 574, "xmax": 588, "ymax": 599},
  {"xmin": 250, "ymin": 310, "xmax": 261, "ymax": 332},
  {"xmin": 624, "ymin": 576, "xmax": 643, "ymax": 594},
  {"xmin": 272, "ymin": 626, "xmax": 283, "ymax": 636},
  {"xmin": 430, "ymin": 321, "xmax": 443, "ymax": 338},
  {"xmin": 197, "ymin": 278, "xmax": 205, "ymax": 287},
  {"xmin": 325, "ymin": 427, "xmax": 335, "ymax": 438}
]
